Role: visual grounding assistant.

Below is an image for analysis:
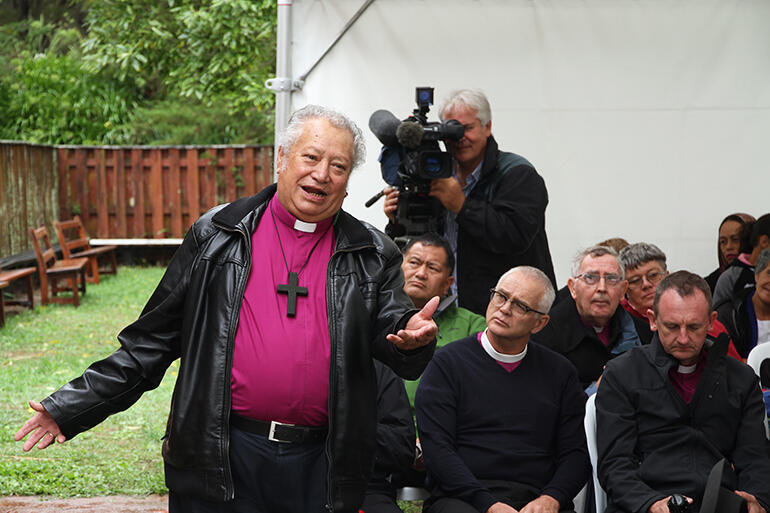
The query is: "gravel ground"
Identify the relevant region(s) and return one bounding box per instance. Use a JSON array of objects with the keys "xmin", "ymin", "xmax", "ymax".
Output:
[{"xmin": 0, "ymin": 495, "xmax": 168, "ymax": 513}]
